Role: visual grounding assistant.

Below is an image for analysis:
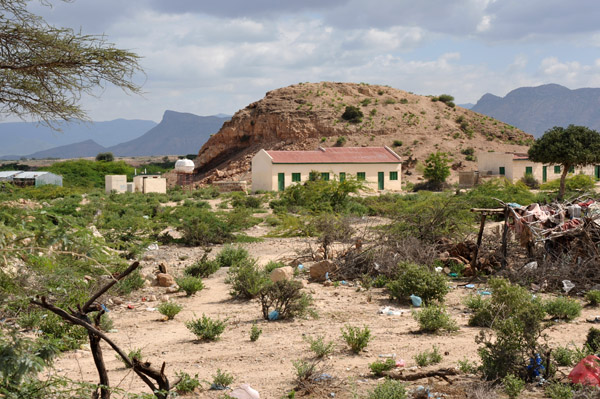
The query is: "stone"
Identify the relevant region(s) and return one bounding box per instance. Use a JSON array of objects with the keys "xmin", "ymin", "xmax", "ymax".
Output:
[
  {"xmin": 143, "ymin": 254, "xmax": 155, "ymax": 261},
  {"xmin": 159, "ymin": 295, "xmax": 170, "ymax": 302},
  {"xmin": 310, "ymin": 260, "xmax": 336, "ymax": 282},
  {"xmin": 270, "ymin": 266, "xmax": 294, "ymax": 283},
  {"xmin": 156, "ymin": 273, "xmax": 175, "ymax": 287}
]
